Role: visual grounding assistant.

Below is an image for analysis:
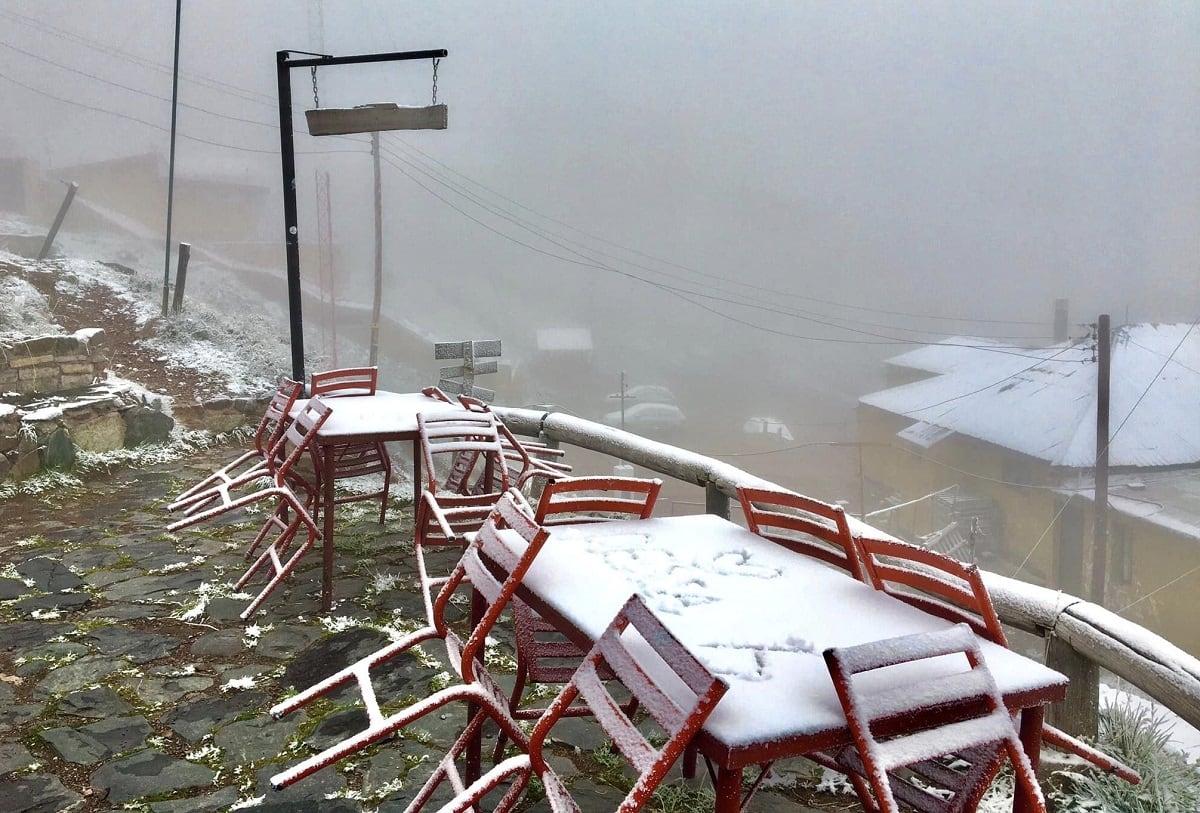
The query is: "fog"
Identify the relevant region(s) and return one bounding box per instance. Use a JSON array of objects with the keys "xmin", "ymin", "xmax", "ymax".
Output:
[{"xmin": 2, "ymin": 1, "xmax": 1198, "ymax": 470}]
